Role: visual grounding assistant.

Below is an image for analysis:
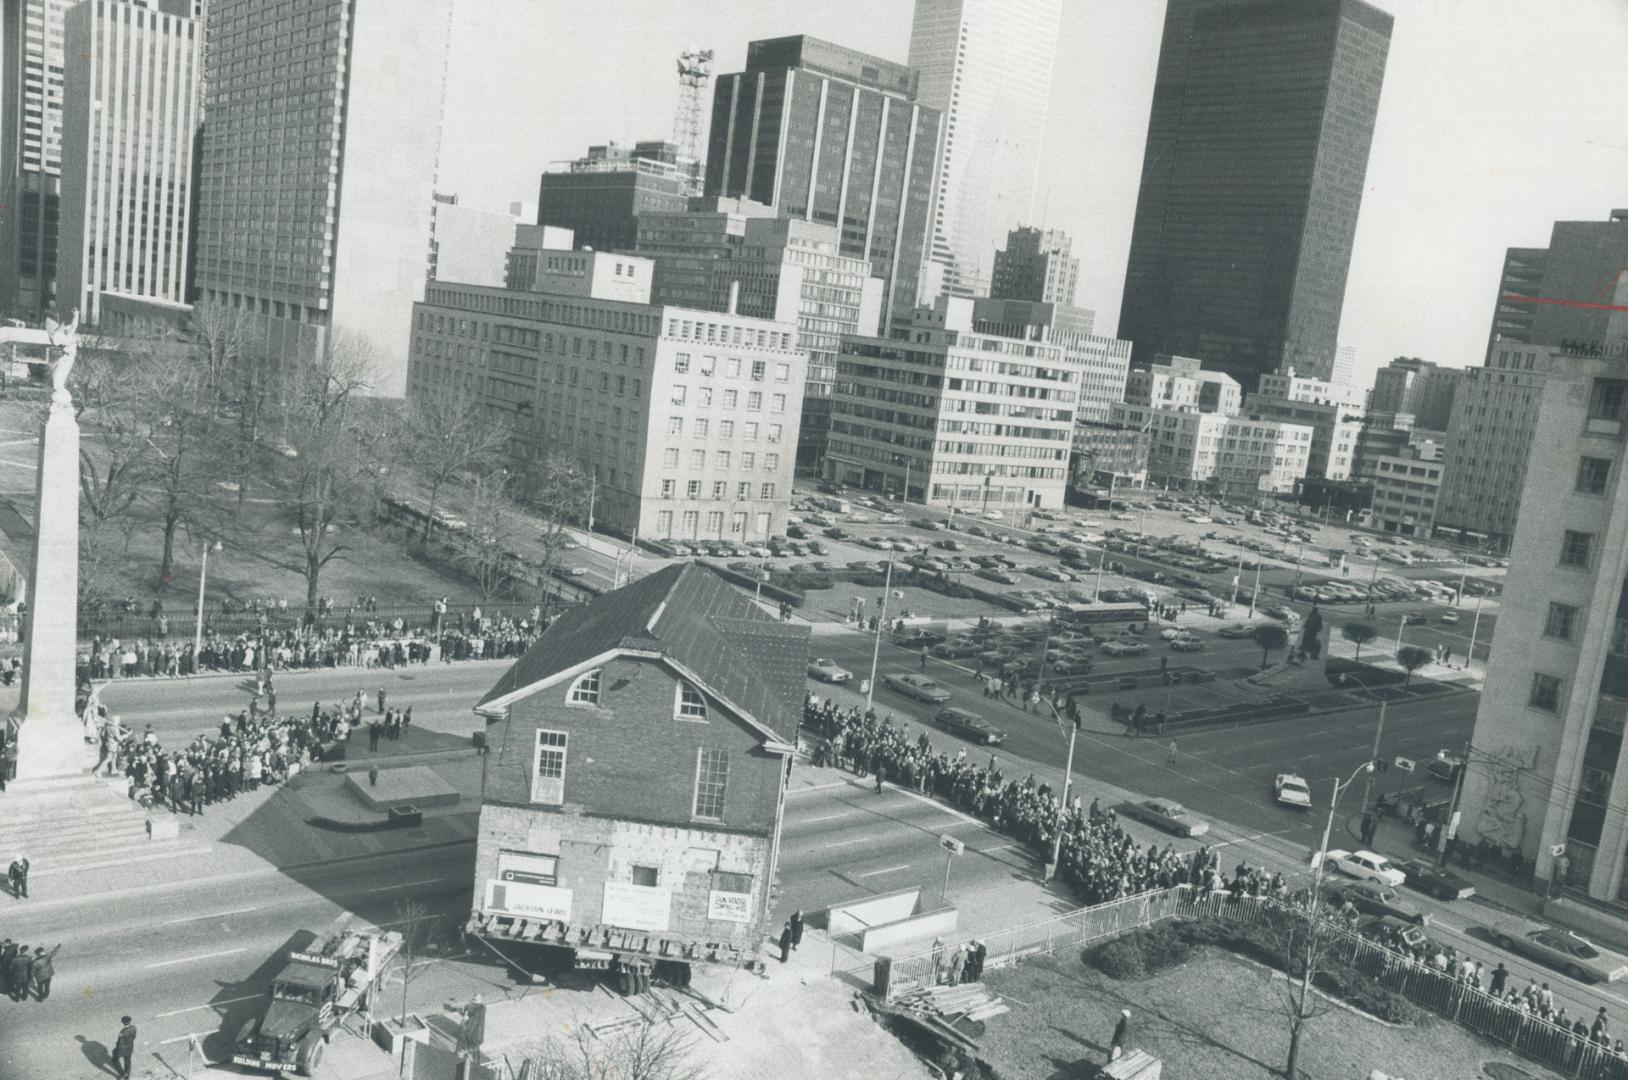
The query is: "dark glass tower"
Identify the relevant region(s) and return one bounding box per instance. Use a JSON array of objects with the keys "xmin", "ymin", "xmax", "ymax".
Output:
[
  {"xmin": 704, "ymin": 36, "xmax": 939, "ymax": 329},
  {"xmin": 1118, "ymin": 0, "xmax": 1392, "ymax": 386}
]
